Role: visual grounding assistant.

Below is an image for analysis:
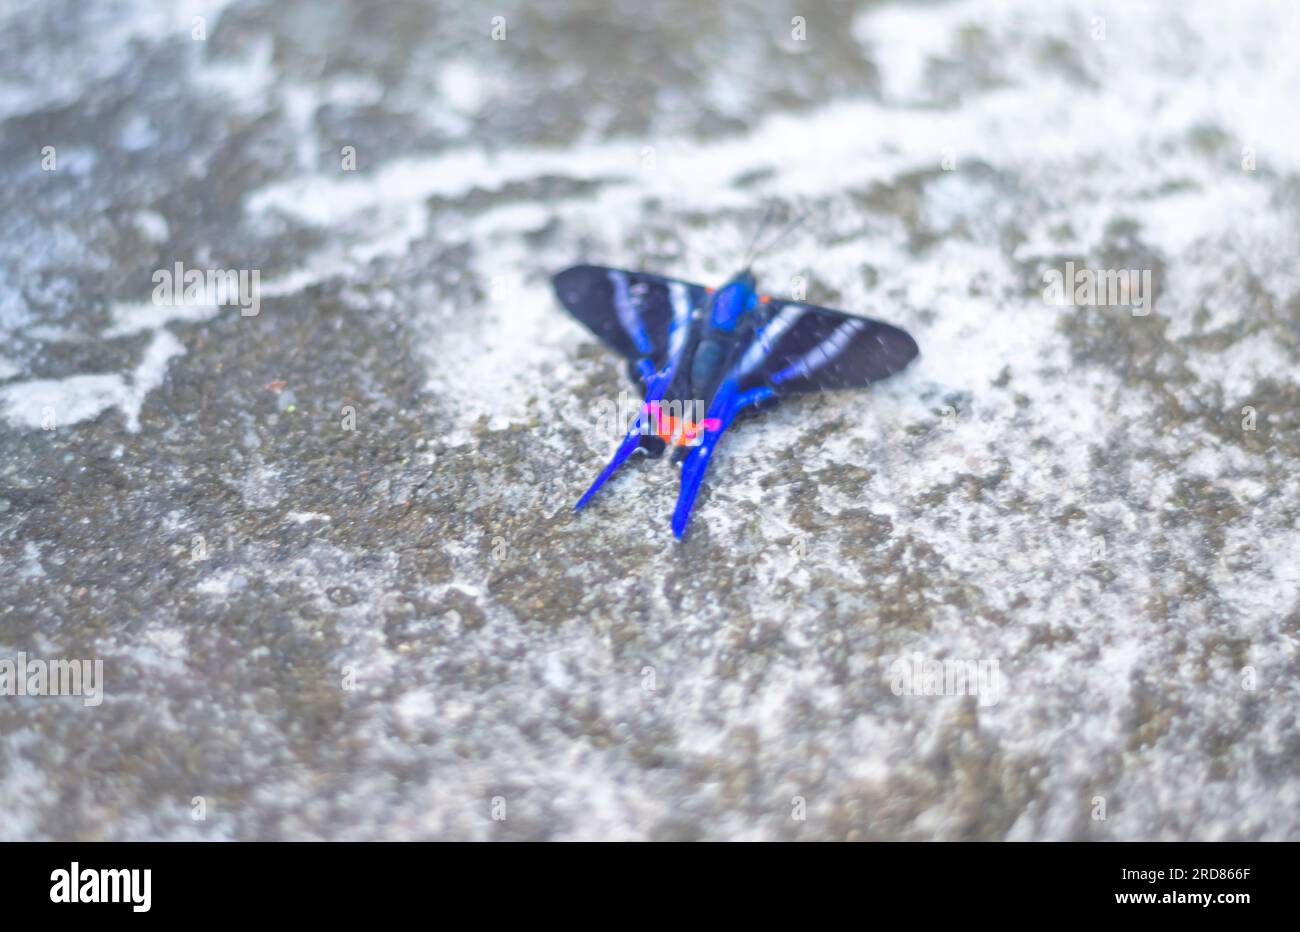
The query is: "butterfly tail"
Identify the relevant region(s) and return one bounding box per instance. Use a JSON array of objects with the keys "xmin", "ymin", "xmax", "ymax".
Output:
[
  {"xmin": 671, "ymin": 385, "xmax": 774, "ymax": 539},
  {"xmin": 671, "ymin": 428, "xmax": 722, "ymax": 539},
  {"xmin": 575, "ymin": 375, "xmax": 672, "ymax": 511},
  {"xmin": 574, "ymin": 428, "xmax": 645, "ymax": 510}
]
